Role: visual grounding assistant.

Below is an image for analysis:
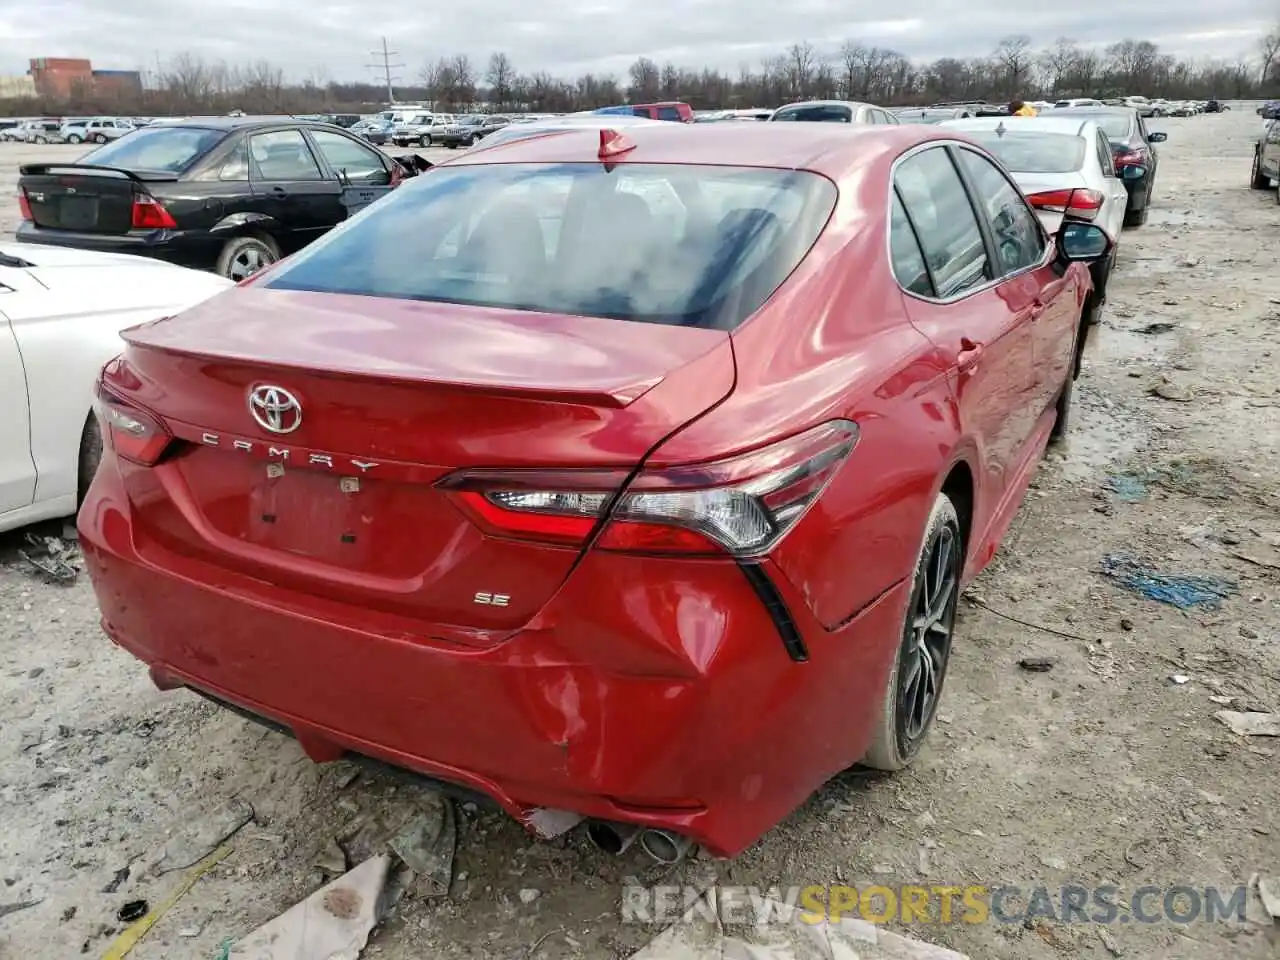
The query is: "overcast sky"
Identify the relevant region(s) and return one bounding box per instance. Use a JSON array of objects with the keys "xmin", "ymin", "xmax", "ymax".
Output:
[{"xmin": 1, "ymin": 0, "xmax": 1274, "ymax": 83}]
